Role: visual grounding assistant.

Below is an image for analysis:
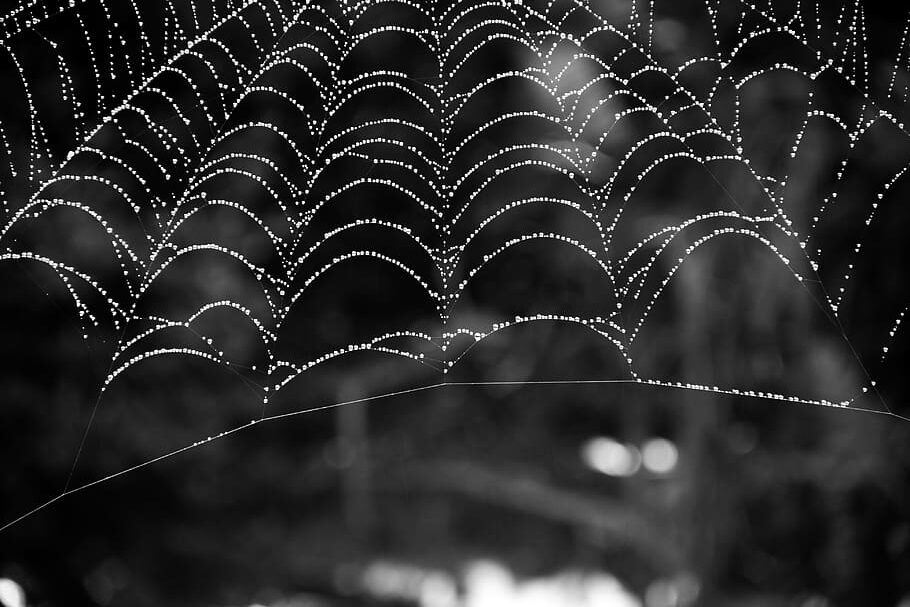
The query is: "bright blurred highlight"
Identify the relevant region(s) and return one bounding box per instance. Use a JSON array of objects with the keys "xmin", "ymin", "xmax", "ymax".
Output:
[
  {"xmin": 362, "ymin": 561, "xmax": 458, "ymax": 607},
  {"xmin": 581, "ymin": 437, "xmax": 641, "ymax": 477},
  {"xmin": 464, "ymin": 561, "xmax": 640, "ymax": 607},
  {"xmin": 641, "ymin": 438, "xmax": 679, "ymax": 474},
  {"xmin": 0, "ymin": 579, "xmax": 25, "ymax": 607},
  {"xmin": 358, "ymin": 560, "xmax": 640, "ymax": 607}
]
